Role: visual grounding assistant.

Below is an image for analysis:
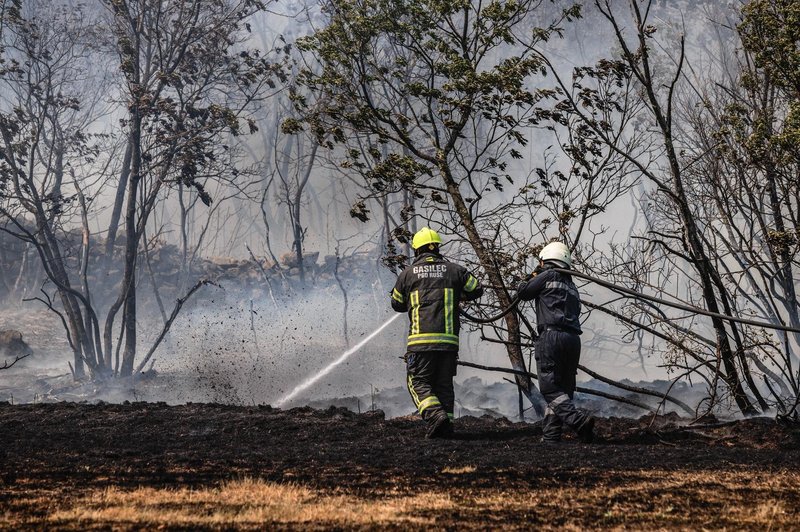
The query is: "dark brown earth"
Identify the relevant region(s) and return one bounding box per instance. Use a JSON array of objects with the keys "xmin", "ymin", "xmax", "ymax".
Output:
[{"xmin": 2, "ymin": 403, "xmax": 800, "ymax": 530}]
